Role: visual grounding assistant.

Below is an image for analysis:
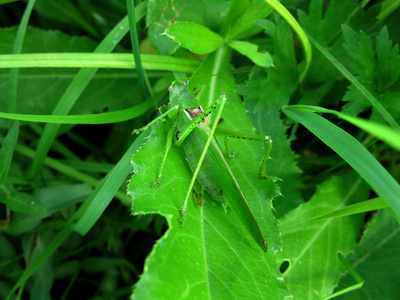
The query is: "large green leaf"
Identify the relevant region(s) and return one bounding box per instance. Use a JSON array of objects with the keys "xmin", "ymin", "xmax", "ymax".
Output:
[
  {"xmin": 128, "ymin": 50, "xmax": 289, "ymax": 299},
  {"xmin": 278, "ymin": 173, "xmax": 369, "ymax": 299},
  {"xmin": 335, "ymin": 209, "xmax": 400, "ymax": 300}
]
